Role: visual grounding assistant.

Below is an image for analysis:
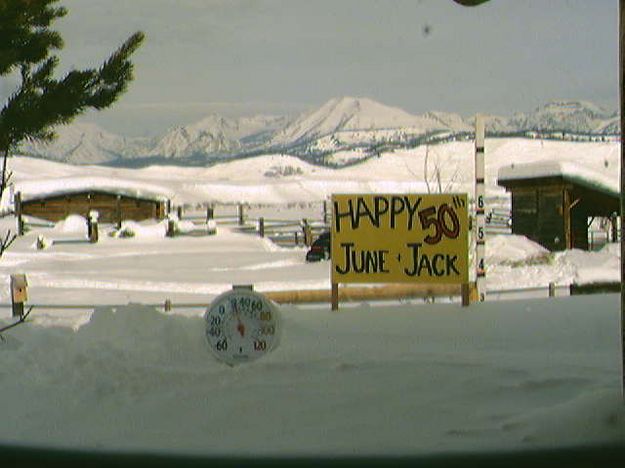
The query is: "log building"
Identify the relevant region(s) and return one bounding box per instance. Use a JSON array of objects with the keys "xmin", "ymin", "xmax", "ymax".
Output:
[
  {"xmin": 497, "ymin": 162, "xmax": 619, "ymax": 251},
  {"xmin": 14, "ymin": 177, "xmax": 170, "ymax": 224}
]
